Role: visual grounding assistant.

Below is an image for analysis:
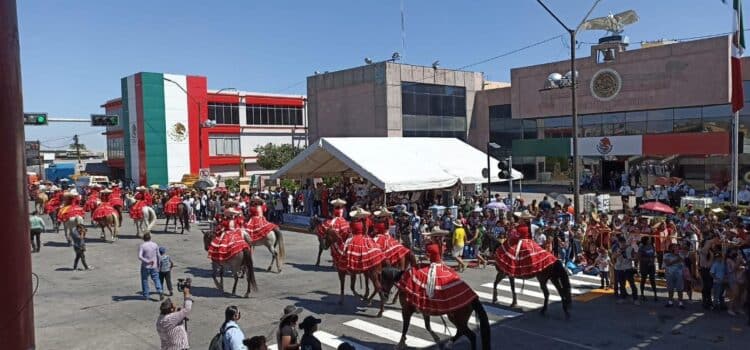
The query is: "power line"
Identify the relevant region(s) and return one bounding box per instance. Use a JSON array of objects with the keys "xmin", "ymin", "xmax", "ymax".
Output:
[
  {"xmin": 579, "ymin": 28, "xmax": 750, "ymax": 46},
  {"xmin": 456, "ymin": 34, "xmax": 564, "ymax": 71}
]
